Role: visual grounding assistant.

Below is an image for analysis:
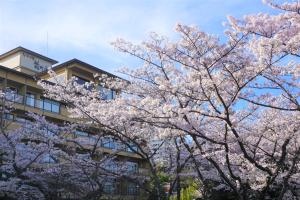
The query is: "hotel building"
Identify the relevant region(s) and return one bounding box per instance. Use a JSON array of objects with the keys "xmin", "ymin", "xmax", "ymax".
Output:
[{"xmin": 0, "ymin": 46, "xmax": 149, "ymax": 200}]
